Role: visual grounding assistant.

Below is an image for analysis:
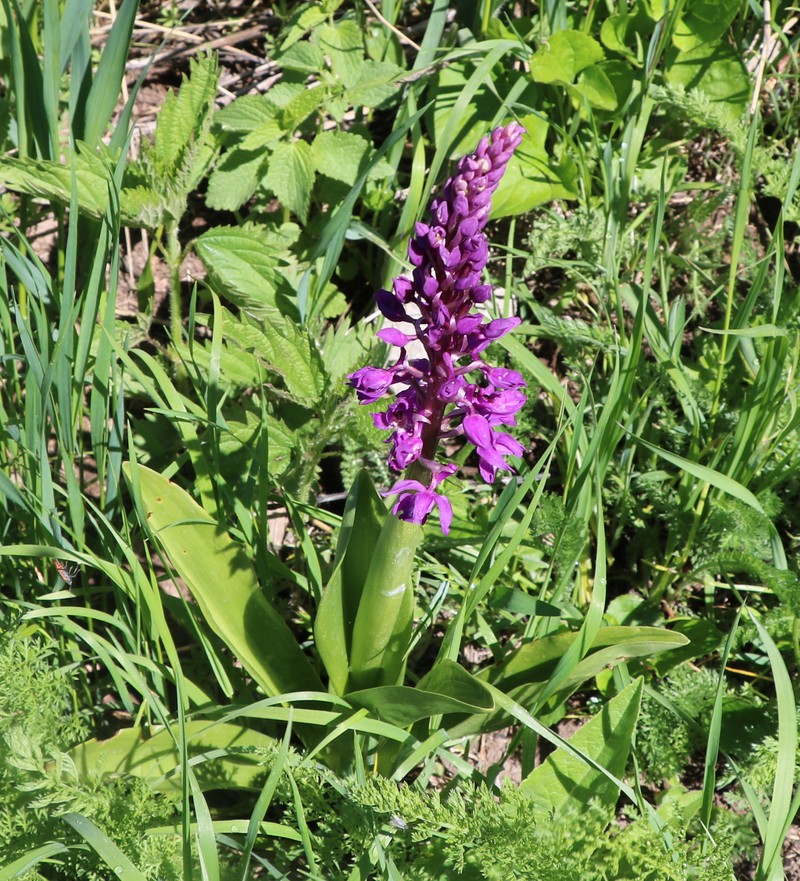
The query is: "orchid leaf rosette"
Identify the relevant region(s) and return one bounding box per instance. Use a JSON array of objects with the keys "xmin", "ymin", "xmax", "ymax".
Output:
[{"xmin": 324, "ymin": 123, "xmax": 526, "ymax": 693}]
